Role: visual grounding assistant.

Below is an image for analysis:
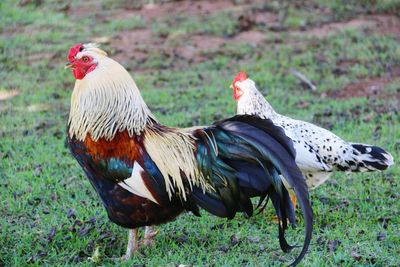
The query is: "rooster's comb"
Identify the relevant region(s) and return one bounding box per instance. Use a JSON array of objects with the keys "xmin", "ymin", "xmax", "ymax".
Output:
[
  {"xmin": 68, "ymin": 43, "xmax": 107, "ymax": 62},
  {"xmin": 233, "ymin": 71, "xmax": 247, "ymax": 85},
  {"xmin": 68, "ymin": 43, "xmax": 84, "ymax": 62}
]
